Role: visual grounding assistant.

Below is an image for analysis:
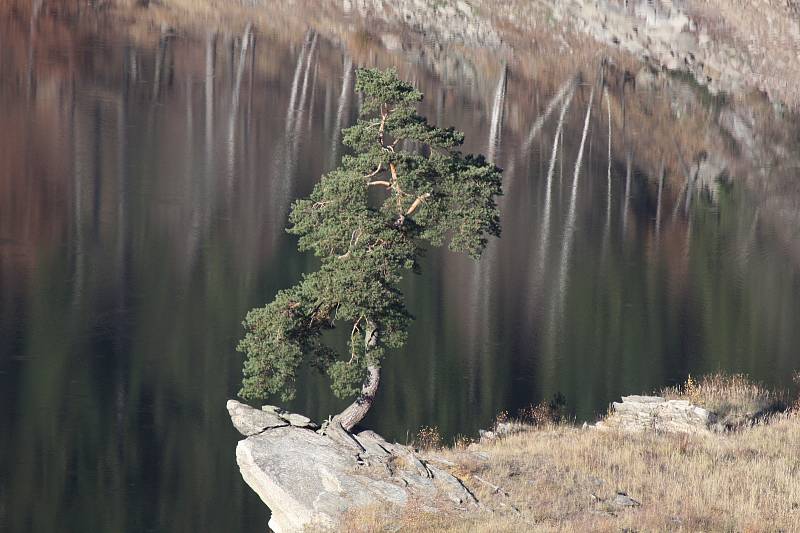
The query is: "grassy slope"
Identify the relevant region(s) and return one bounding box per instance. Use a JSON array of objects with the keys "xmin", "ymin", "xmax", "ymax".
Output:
[{"xmin": 343, "ymin": 376, "xmax": 800, "ymax": 532}]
